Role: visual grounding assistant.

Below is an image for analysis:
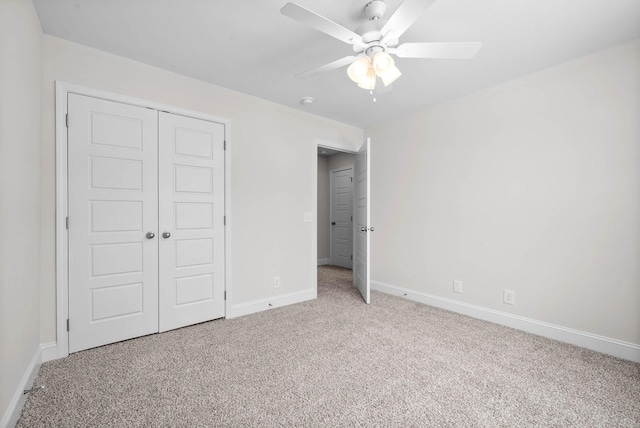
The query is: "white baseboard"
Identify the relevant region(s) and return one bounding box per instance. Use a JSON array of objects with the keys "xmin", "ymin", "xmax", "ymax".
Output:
[
  {"xmin": 0, "ymin": 346, "xmax": 43, "ymax": 428},
  {"xmin": 371, "ymin": 280, "xmax": 640, "ymax": 363},
  {"xmin": 226, "ymin": 288, "xmax": 317, "ymax": 319},
  {"xmin": 317, "ymin": 259, "xmax": 330, "ymax": 266},
  {"xmin": 40, "ymin": 342, "xmax": 58, "ymax": 363}
]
